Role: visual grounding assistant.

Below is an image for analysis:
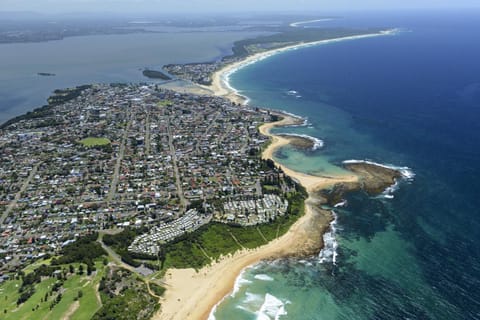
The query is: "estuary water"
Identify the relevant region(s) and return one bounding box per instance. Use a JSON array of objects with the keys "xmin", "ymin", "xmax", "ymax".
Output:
[
  {"xmin": 0, "ymin": 30, "xmax": 264, "ymax": 124},
  {"xmin": 212, "ymin": 10, "xmax": 480, "ymax": 320}
]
